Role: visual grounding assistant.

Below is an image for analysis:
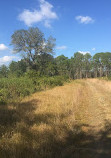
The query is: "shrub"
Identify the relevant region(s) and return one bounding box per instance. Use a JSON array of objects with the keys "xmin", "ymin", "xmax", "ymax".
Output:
[
  {"xmin": 108, "ymin": 74, "xmax": 111, "ymax": 80},
  {"xmin": 0, "ymin": 75, "xmax": 68, "ymax": 104}
]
